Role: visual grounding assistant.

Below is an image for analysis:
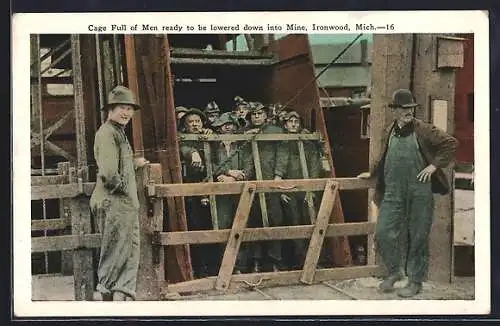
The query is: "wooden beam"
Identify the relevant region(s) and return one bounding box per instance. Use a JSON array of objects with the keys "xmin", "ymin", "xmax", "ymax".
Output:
[
  {"xmin": 31, "ymin": 234, "xmax": 101, "ymax": 252},
  {"xmin": 170, "ymin": 57, "xmax": 278, "ymax": 66},
  {"xmin": 179, "ymin": 132, "xmax": 322, "ymax": 142},
  {"xmin": 215, "ymin": 184, "xmax": 256, "ymax": 291},
  {"xmin": 70, "ymin": 35, "xmax": 87, "ymax": 168},
  {"xmin": 31, "ymin": 218, "xmax": 69, "ymax": 231},
  {"xmin": 297, "ymin": 140, "xmax": 316, "ymax": 223},
  {"xmin": 31, "ymin": 175, "xmax": 66, "ymax": 186},
  {"xmin": 159, "ymin": 222, "xmax": 376, "ymax": 246},
  {"xmin": 31, "ymin": 183, "xmax": 95, "ymax": 200},
  {"xmin": 57, "ymin": 161, "xmax": 73, "ymax": 275},
  {"xmin": 170, "ymin": 48, "xmax": 274, "ymax": 59},
  {"xmin": 300, "ymin": 181, "xmax": 338, "ymax": 284},
  {"xmin": 203, "ymin": 142, "xmax": 219, "ymax": 230},
  {"xmin": 150, "ymin": 178, "xmax": 376, "ymax": 197},
  {"xmin": 251, "ymin": 141, "xmax": 269, "ymax": 227},
  {"xmin": 163, "ymin": 265, "xmax": 385, "ymax": 295}
]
